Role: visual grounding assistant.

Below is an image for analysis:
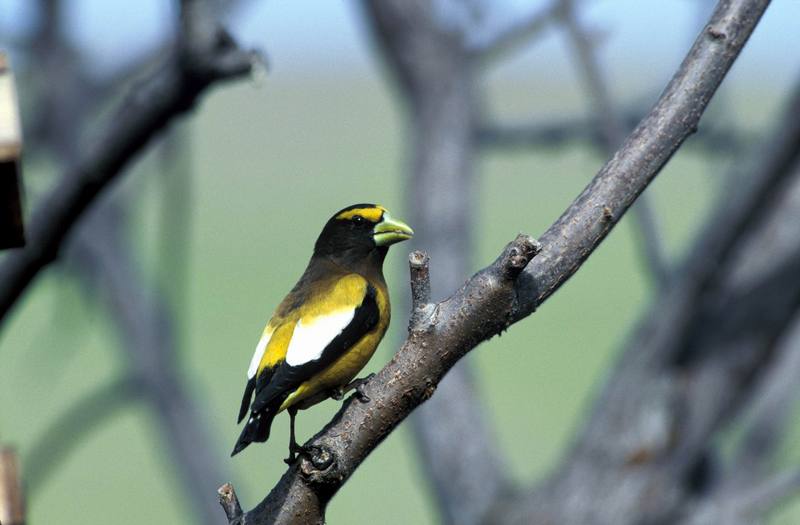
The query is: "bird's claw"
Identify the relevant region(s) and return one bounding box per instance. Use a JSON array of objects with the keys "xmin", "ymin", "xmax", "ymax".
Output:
[
  {"xmin": 329, "ymin": 387, "xmax": 345, "ymax": 401},
  {"xmin": 284, "ymin": 442, "xmax": 313, "ymax": 465},
  {"xmin": 352, "ymin": 373, "xmax": 375, "ymax": 403}
]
